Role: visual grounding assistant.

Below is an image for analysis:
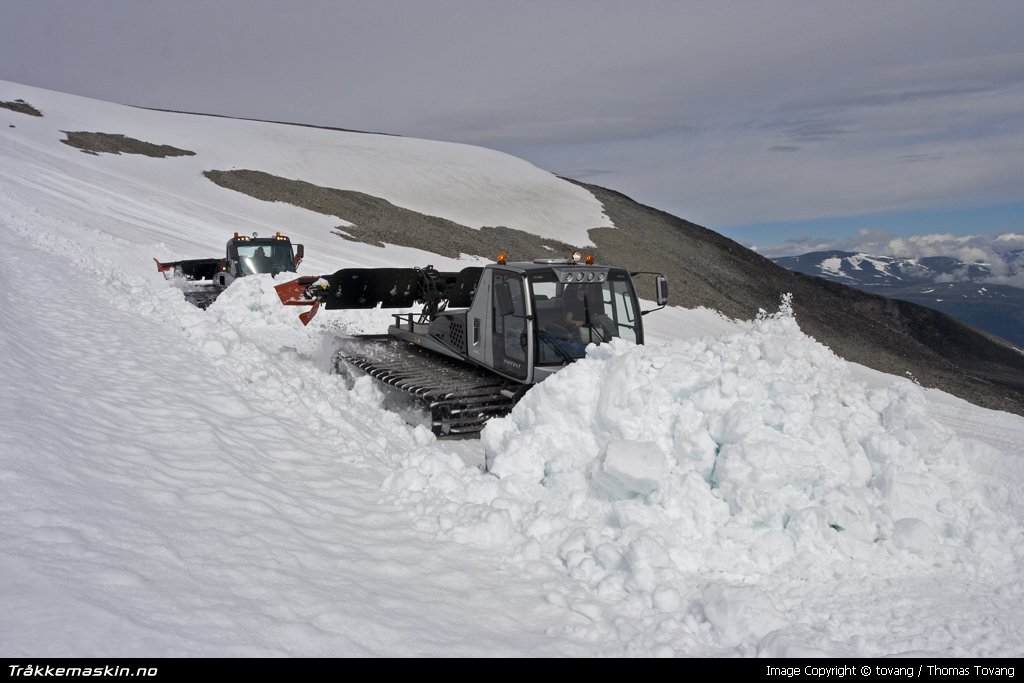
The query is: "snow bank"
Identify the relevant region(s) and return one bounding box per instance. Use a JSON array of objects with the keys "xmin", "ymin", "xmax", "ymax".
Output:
[{"xmin": 383, "ymin": 297, "xmax": 1022, "ymax": 651}]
